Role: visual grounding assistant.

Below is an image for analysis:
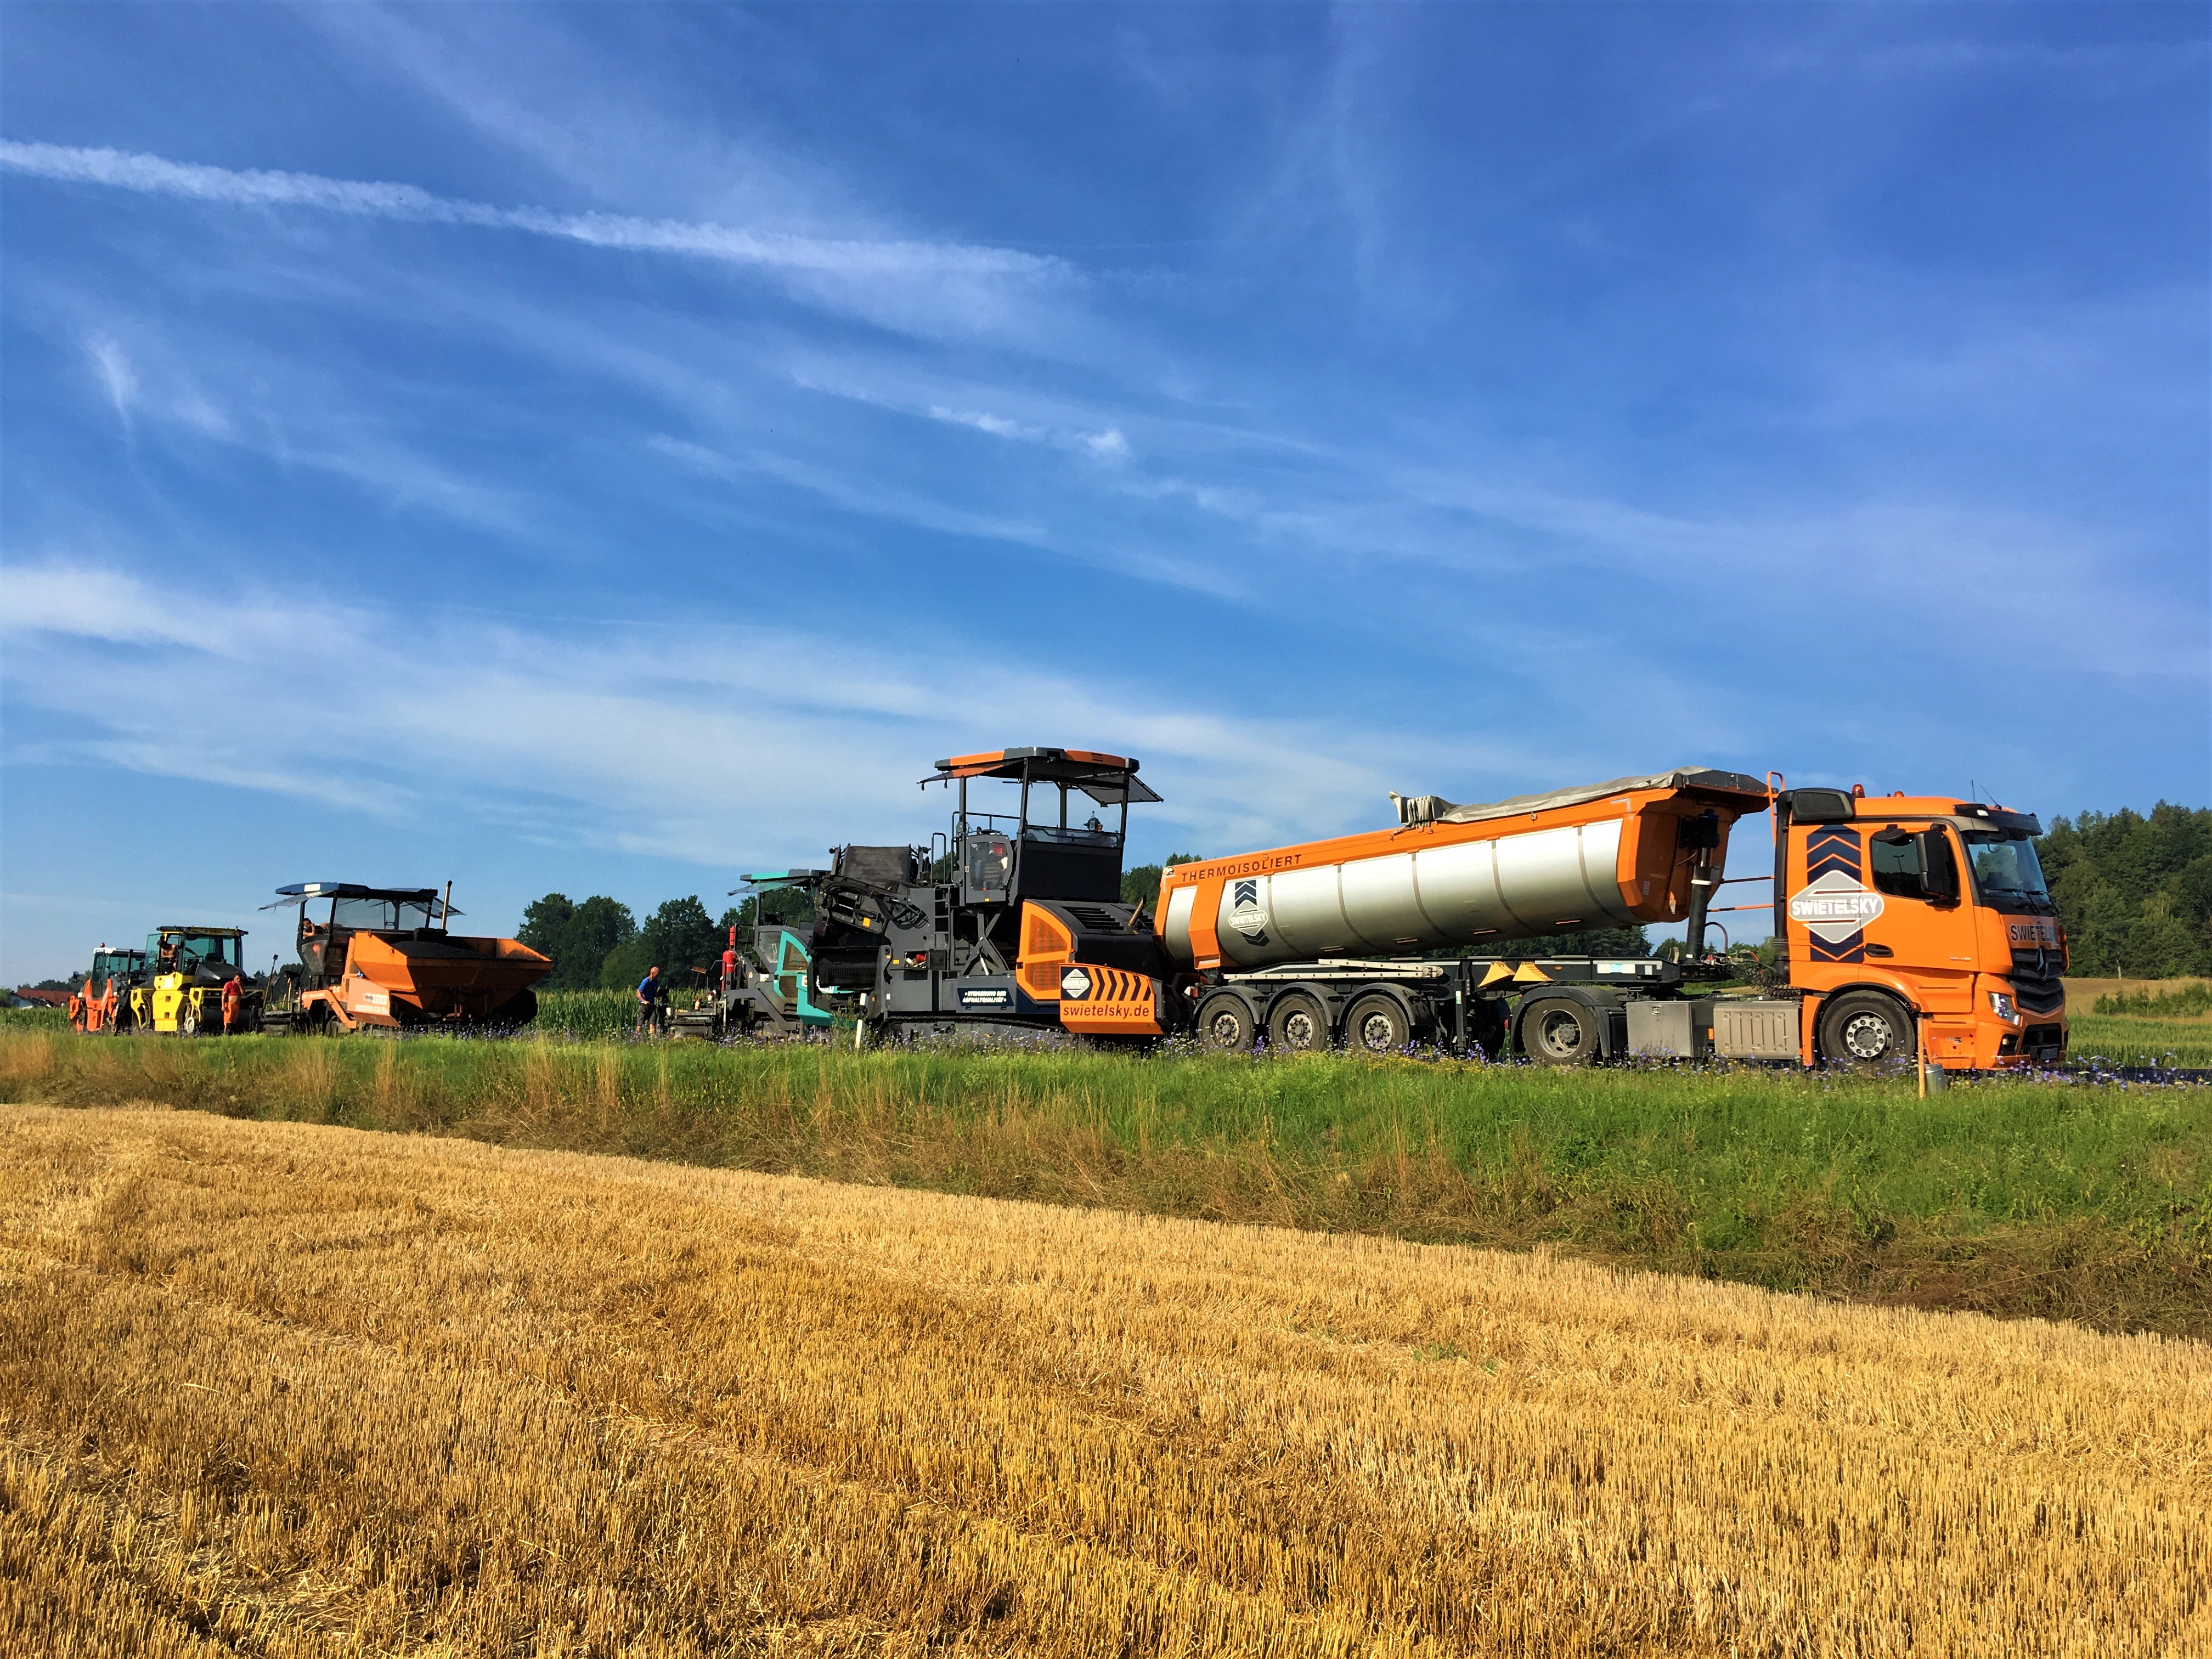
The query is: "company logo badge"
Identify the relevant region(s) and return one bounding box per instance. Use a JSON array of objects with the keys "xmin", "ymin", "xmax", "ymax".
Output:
[
  {"xmin": 1229, "ymin": 878, "xmax": 1271, "ymax": 943},
  {"xmin": 1786, "ymin": 871, "xmax": 1885, "ymax": 943},
  {"xmin": 1060, "ymin": 967, "xmax": 1092, "ymax": 1000}
]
